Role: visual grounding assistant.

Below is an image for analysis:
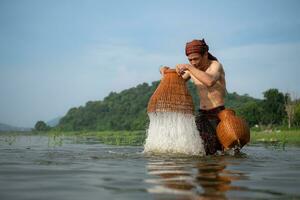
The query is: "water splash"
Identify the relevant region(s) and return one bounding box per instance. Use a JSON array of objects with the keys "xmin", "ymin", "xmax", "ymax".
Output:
[{"xmin": 144, "ymin": 112, "xmax": 205, "ymax": 156}]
